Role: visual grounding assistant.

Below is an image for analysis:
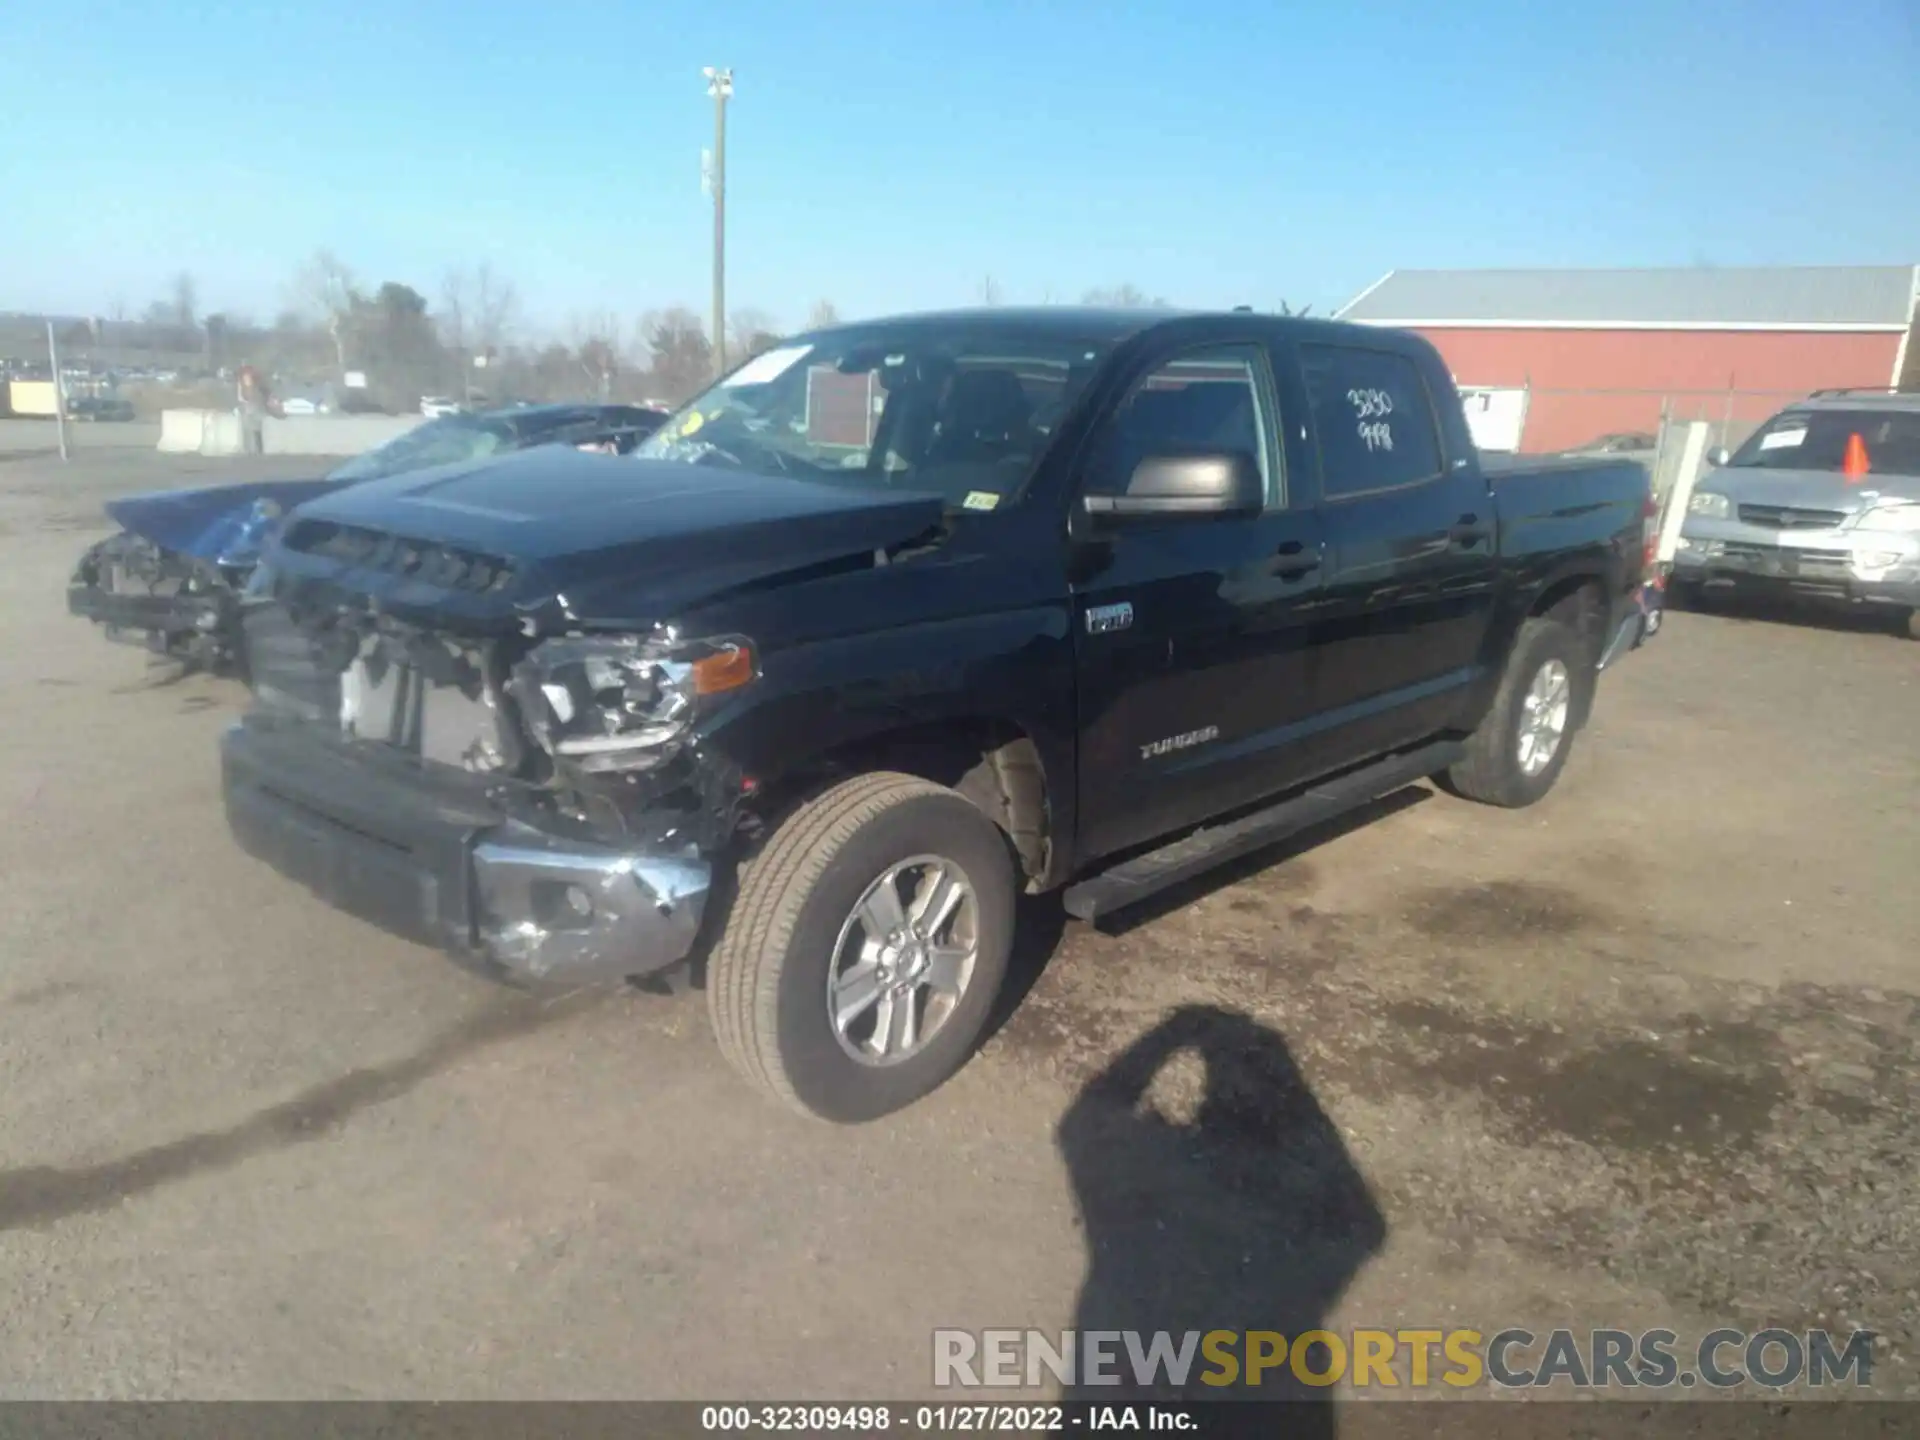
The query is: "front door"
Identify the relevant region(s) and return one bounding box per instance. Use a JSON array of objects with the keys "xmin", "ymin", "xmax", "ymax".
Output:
[{"xmin": 1072, "ymin": 342, "xmax": 1327, "ymax": 863}]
